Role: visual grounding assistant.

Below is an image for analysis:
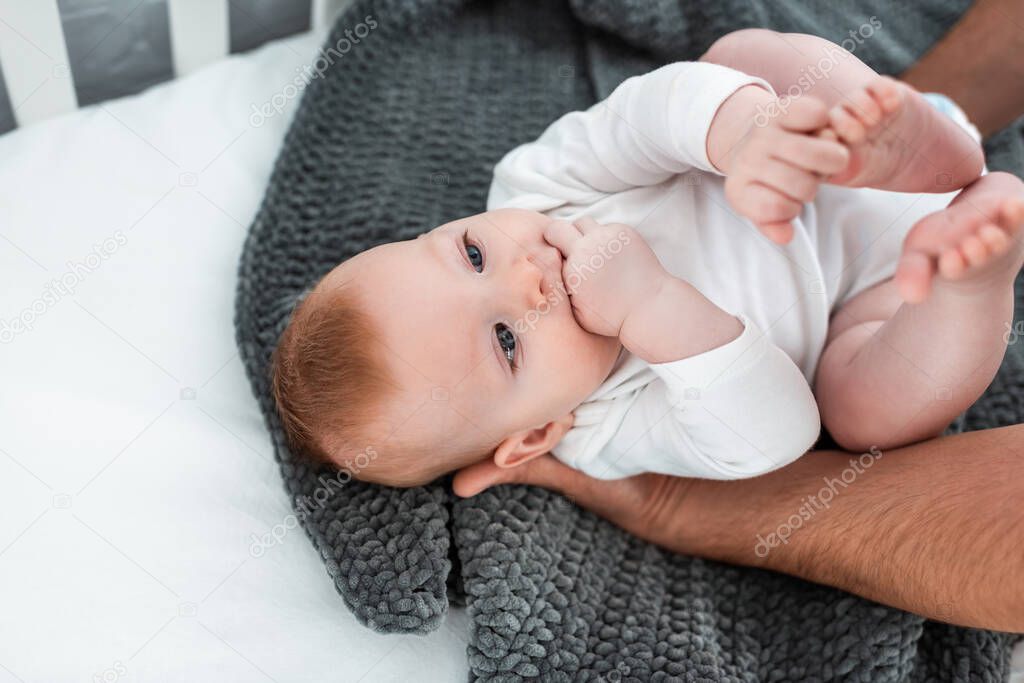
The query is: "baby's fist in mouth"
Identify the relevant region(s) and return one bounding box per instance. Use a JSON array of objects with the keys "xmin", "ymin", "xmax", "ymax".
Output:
[{"xmin": 543, "ymin": 217, "xmax": 669, "ymax": 338}]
